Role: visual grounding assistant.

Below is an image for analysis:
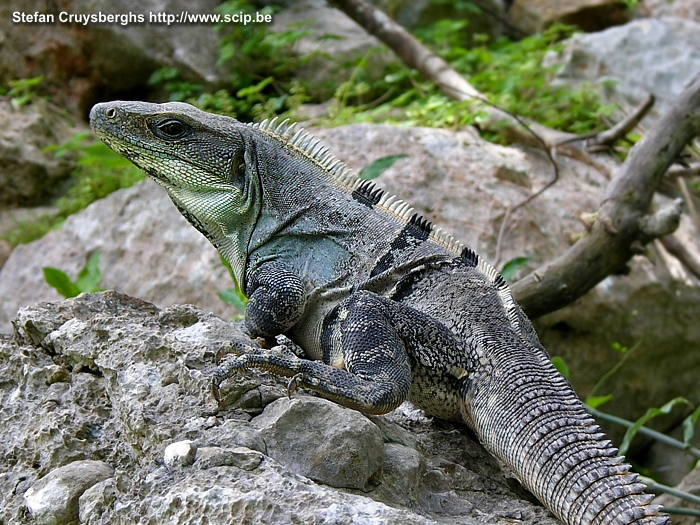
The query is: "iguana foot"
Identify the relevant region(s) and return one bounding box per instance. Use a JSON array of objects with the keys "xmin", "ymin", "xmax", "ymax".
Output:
[{"xmin": 211, "ymin": 345, "xmax": 304, "ymax": 402}]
